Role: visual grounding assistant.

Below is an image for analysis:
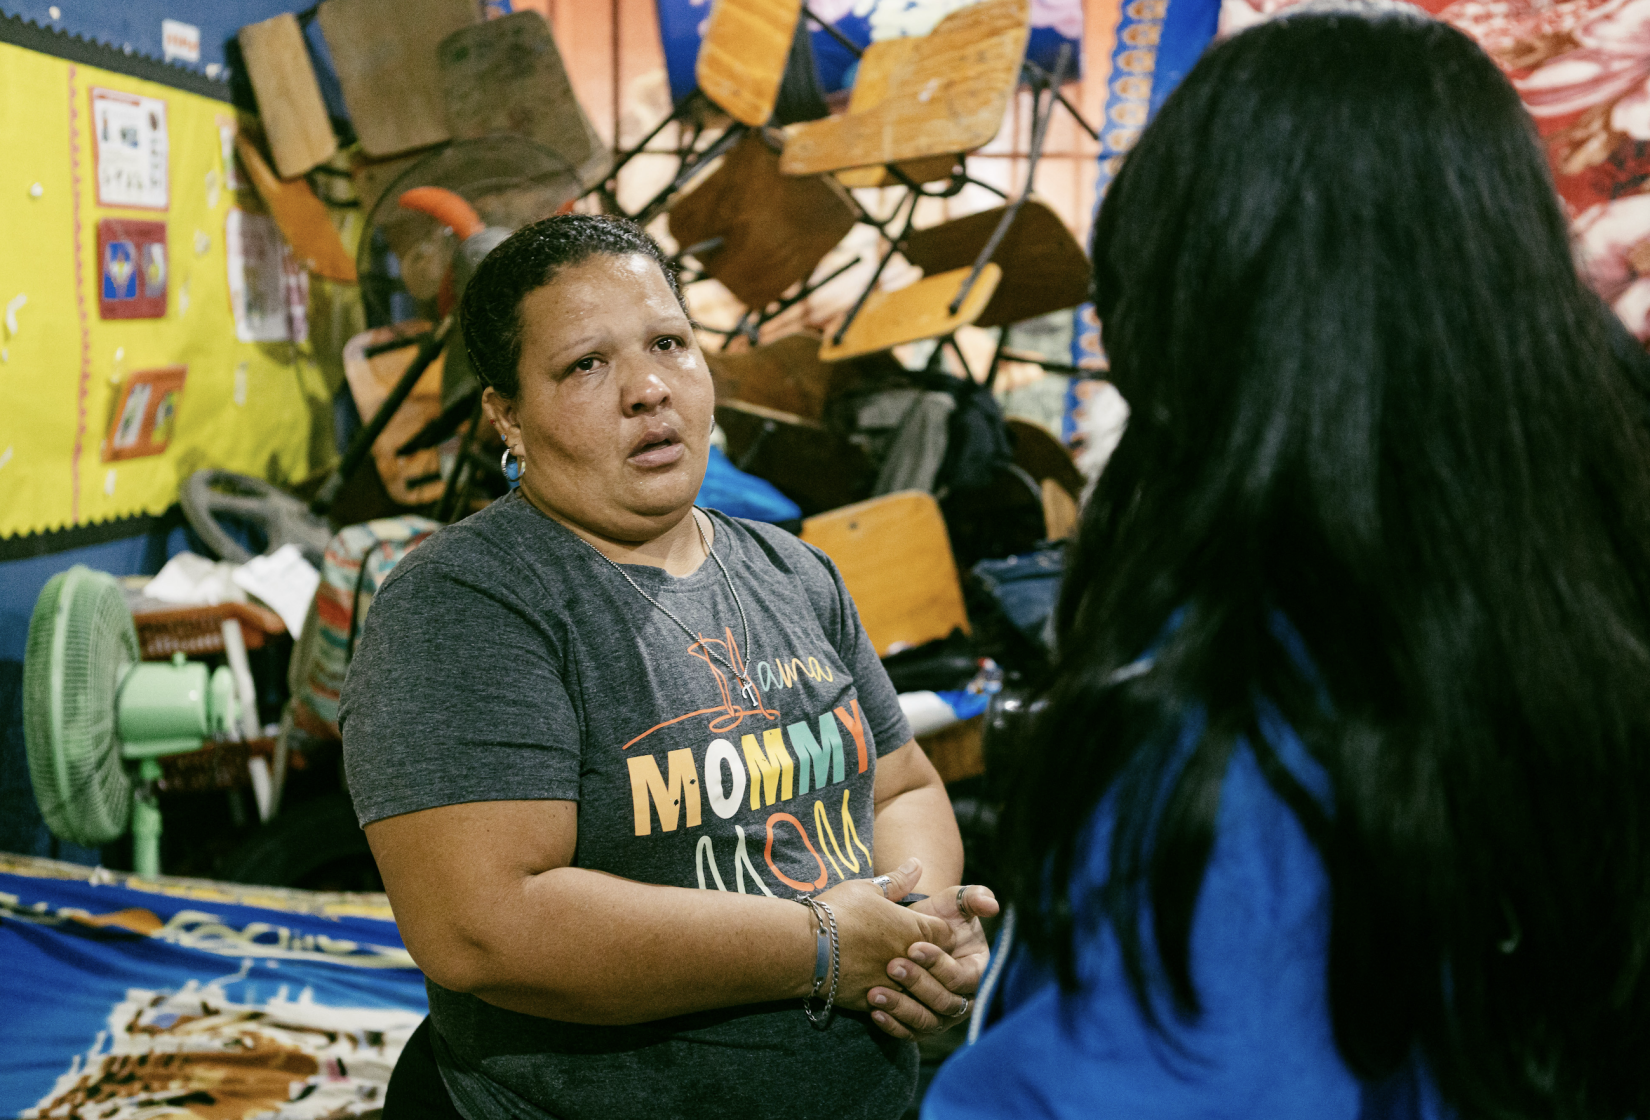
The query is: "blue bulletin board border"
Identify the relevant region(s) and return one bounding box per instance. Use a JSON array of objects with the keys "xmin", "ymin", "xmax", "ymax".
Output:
[{"xmin": 0, "ymin": 10, "xmax": 228, "ymax": 98}]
